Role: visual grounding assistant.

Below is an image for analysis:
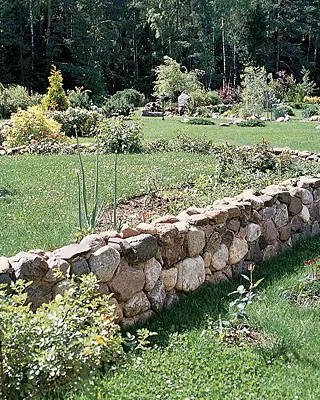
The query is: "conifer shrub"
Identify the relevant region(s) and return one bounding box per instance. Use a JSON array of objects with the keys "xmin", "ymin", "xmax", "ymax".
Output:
[
  {"xmin": 2, "ymin": 106, "xmax": 65, "ymax": 148},
  {"xmin": 68, "ymin": 87, "xmax": 92, "ymax": 109},
  {"xmin": 111, "ymin": 89, "xmax": 145, "ymax": 107},
  {"xmin": 44, "ymin": 65, "xmax": 70, "ymax": 111}
]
